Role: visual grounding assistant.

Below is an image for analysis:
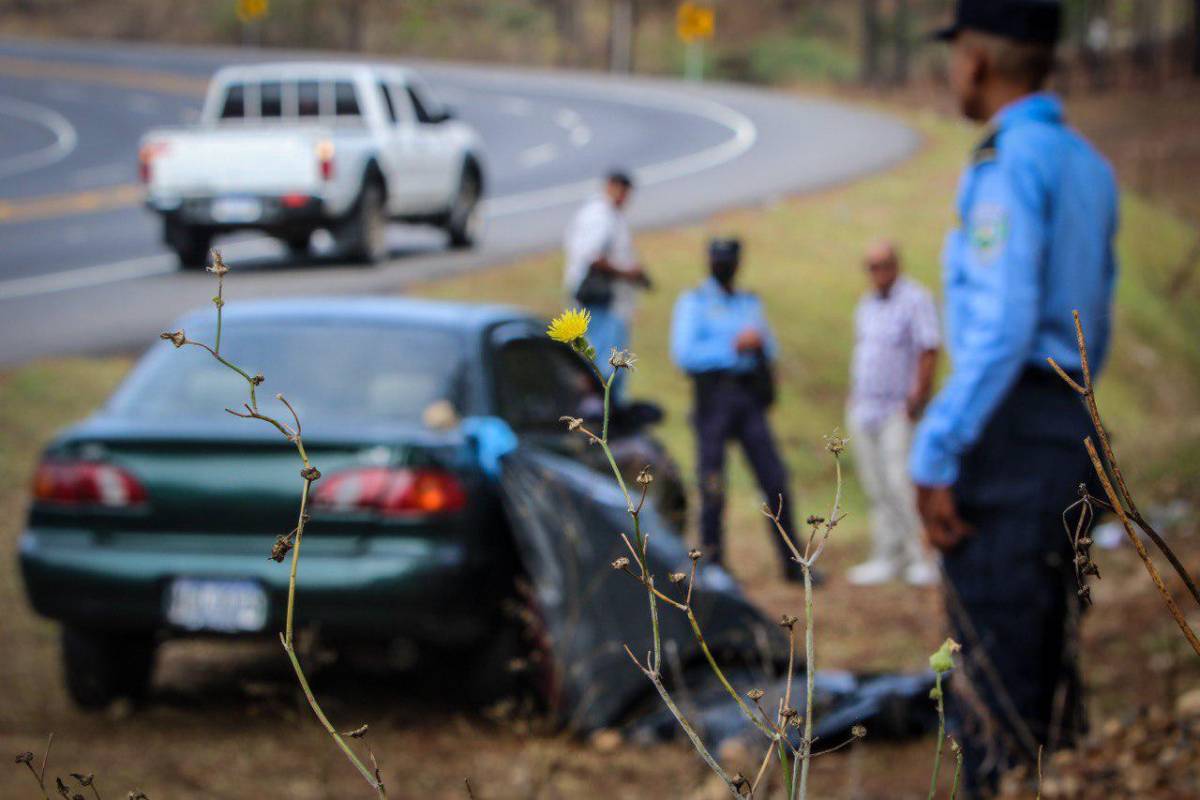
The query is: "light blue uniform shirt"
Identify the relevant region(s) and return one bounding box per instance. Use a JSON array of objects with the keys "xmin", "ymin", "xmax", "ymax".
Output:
[
  {"xmin": 910, "ymin": 93, "xmax": 1119, "ymax": 487},
  {"xmin": 670, "ymin": 278, "xmax": 777, "ymax": 374}
]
